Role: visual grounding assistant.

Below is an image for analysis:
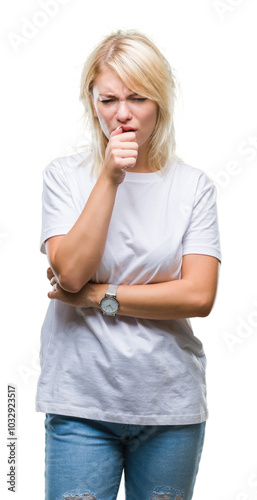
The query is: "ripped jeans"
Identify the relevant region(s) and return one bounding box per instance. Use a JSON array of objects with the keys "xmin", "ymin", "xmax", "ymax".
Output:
[{"xmin": 45, "ymin": 414, "xmax": 206, "ymax": 500}]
